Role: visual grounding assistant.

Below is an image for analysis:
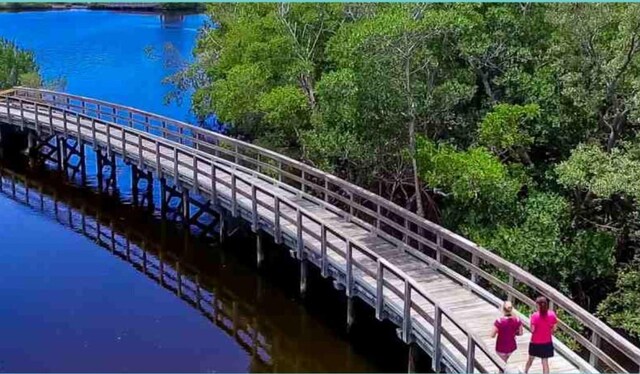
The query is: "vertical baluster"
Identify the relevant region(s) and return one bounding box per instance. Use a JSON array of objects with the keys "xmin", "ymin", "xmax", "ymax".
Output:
[
  {"xmin": 62, "ymin": 109, "xmax": 68, "ymax": 137},
  {"xmin": 48, "ymin": 106, "xmax": 53, "ymax": 132},
  {"xmin": 589, "ymin": 333, "xmax": 600, "ymax": 367},
  {"xmin": 91, "ymin": 119, "xmax": 97, "ymax": 146},
  {"xmin": 192, "ymin": 156, "xmax": 199, "ymax": 191},
  {"xmin": 433, "ymin": 306, "xmax": 442, "ymax": 372},
  {"xmin": 251, "ymin": 186, "xmax": 258, "ymax": 232},
  {"xmin": 321, "ymin": 224, "xmax": 327, "ymax": 277},
  {"xmin": 121, "ymin": 127, "xmax": 126, "ymax": 156},
  {"xmin": 138, "ymin": 134, "xmax": 143, "ymax": 166},
  {"xmin": 155, "ymin": 142, "xmax": 161, "ymax": 176},
  {"xmin": 471, "ymin": 254, "xmax": 479, "ymax": 283},
  {"xmin": 210, "ymin": 163, "xmax": 217, "ymax": 204},
  {"xmin": 296, "ymin": 208, "xmax": 303, "ymax": 259},
  {"xmin": 19, "ymin": 99, "xmax": 24, "ymax": 127},
  {"xmin": 346, "ymin": 241, "xmax": 353, "ymax": 297},
  {"xmin": 436, "ymin": 232, "xmax": 443, "ymax": 263},
  {"xmin": 466, "ymin": 333, "xmax": 476, "ymax": 374},
  {"xmin": 403, "ymin": 280, "xmax": 412, "ymax": 343},
  {"xmin": 375, "ymin": 261, "xmax": 384, "ymax": 320},
  {"xmin": 231, "ymin": 174, "xmax": 237, "ymax": 216},
  {"xmin": 274, "ymin": 196, "xmax": 281, "ymax": 244},
  {"xmin": 173, "ymin": 148, "xmax": 179, "ymax": 182},
  {"xmin": 507, "ymin": 274, "xmax": 514, "ymax": 303}
]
